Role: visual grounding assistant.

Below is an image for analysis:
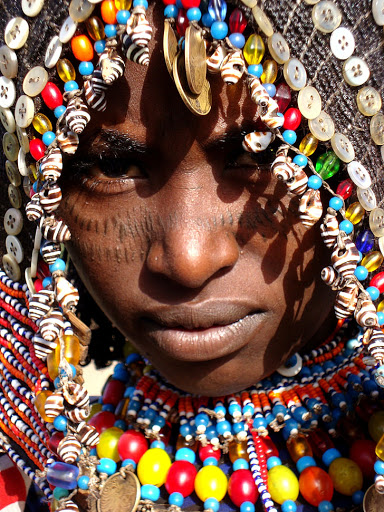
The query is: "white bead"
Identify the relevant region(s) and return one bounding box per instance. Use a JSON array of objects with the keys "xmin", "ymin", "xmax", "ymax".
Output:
[
  {"xmin": 0, "ymin": 108, "xmax": 16, "ymax": 133},
  {"xmin": 347, "ymin": 161, "xmax": 372, "ymax": 189},
  {"xmin": 0, "ymin": 77, "xmax": 16, "ymax": 109},
  {"xmin": 4, "ymin": 18, "xmax": 29, "ymax": 50},
  {"xmin": 45, "ymin": 36, "xmax": 62, "ymax": 69},
  {"xmin": 331, "ymin": 133, "xmax": 355, "ymax": 162},
  {"xmin": 59, "ymin": 16, "xmax": 78, "ymax": 44},
  {"xmin": 357, "ymin": 187, "xmax": 377, "ymax": 211},
  {"xmin": 8, "ymin": 184, "xmax": 22, "ymax": 208},
  {"xmin": 343, "ymin": 56, "xmax": 370, "ymax": 87},
  {"xmin": 267, "ymin": 33, "xmax": 290, "ymax": 64},
  {"xmin": 2, "ymin": 253, "xmax": 21, "ymax": 281},
  {"xmin": 5, "ymin": 160, "xmax": 21, "ymax": 187},
  {"xmin": 22, "ymin": 0, "xmax": 45, "ymax": 17},
  {"xmin": 18, "ymin": 148, "xmax": 29, "ymax": 177},
  {"xmin": 6, "ymin": 236, "xmax": 24, "ymax": 264},
  {"xmin": 23, "ymin": 66, "xmax": 48, "ymax": 97},
  {"xmin": 330, "ymin": 27, "xmax": 355, "ymax": 60},
  {"xmin": 0, "ymin": 45, "xmax": 18, "ymax": 79},
  {"xmin": 372, "ymin": 0, "xmax": 384, "ymax": 25},
  {"xmin": 312, "ymin": 1, "xmax": 342, "ymax": 33},
  {"xmin": 69, "ymin": 0, "xmax": 95, "ymax": 22},
  {"xmin": 297, "ymin": 86, "xmax": 322, "ymax": 119},
  {"xmin": 4, "ymin": 208, "xmax": 23, "ymax": 236},
  {"xmin": 308, "ymin": 110, "xmax": 335, "ymax": 141},
  {"xmin": 277, "ymin": 353, "xmax": 303, "ymax": 377},
  {"xmin": 2, "ymin": 132, "xmax": 19, "ymax": 161},
  {"xmin": 283, "ymin": 58, "xmax": 307, "ymax": 91},
  {"xmin": 15, "ymin": 95, "xmax": 34, "ymax": 128},
  {"xmin": 16, "ymin": 125, "xmax": 30, "ymax": 153}
]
